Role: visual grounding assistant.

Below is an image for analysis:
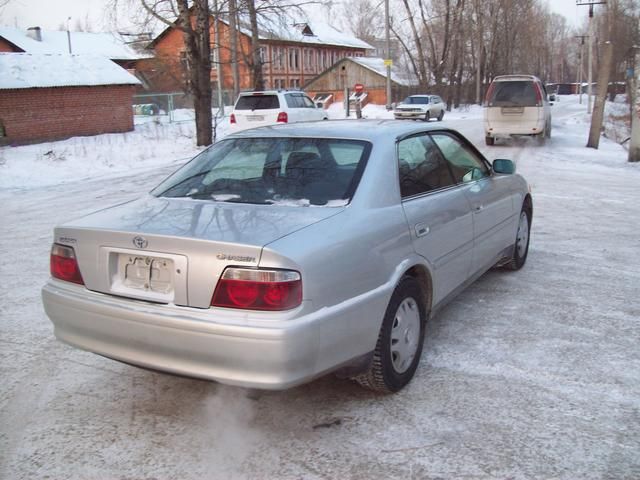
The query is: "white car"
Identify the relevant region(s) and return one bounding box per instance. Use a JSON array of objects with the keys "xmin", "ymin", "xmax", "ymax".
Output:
[
  {"xmin": 484, "ymin": 75, "xmax": 552, "ymax": 145},
  {"xmin": 230, "ymin": 90, "xmax": 328, "ymax": 131},
  {"xmin": 394, "ymin": 95, "xmax": 446, "ymax": 122}
]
